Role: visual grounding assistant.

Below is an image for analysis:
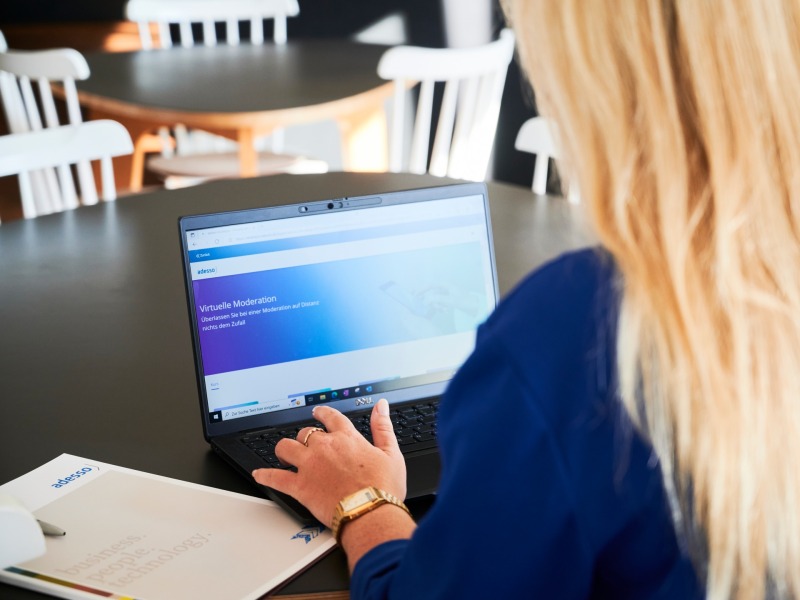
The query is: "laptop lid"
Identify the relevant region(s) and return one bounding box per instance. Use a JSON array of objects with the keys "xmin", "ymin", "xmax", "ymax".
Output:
[{"xmin": 179, "ymin": 182, "xmax": 498, "ymax": 441}]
